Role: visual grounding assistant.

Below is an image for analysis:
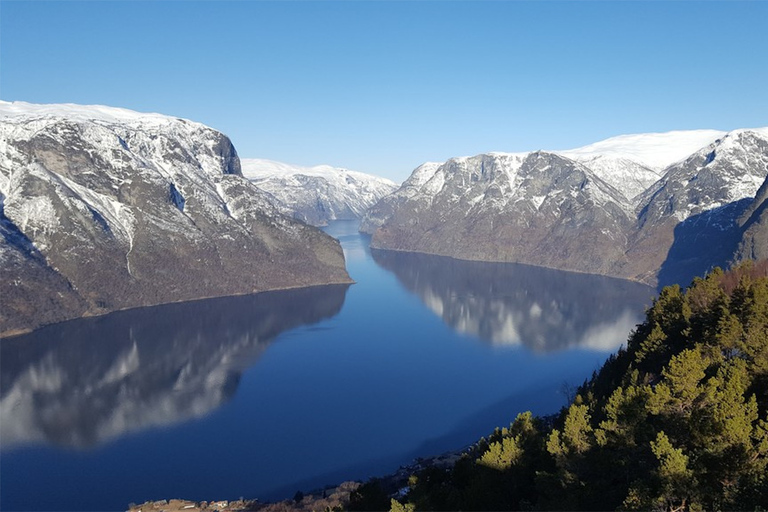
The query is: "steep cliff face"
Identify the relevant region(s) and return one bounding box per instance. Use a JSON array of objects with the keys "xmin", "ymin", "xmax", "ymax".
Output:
[
  {"xmin": 366, "ymin": 128, "xmax": 768, "ymax": 287},
  {"xmin": 241, "ymin": 158, "xmax": 397, "ymax": 226},
  {"xmin": 0, "ymin": 101, "xmax": 351, "ymax": 336}
]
